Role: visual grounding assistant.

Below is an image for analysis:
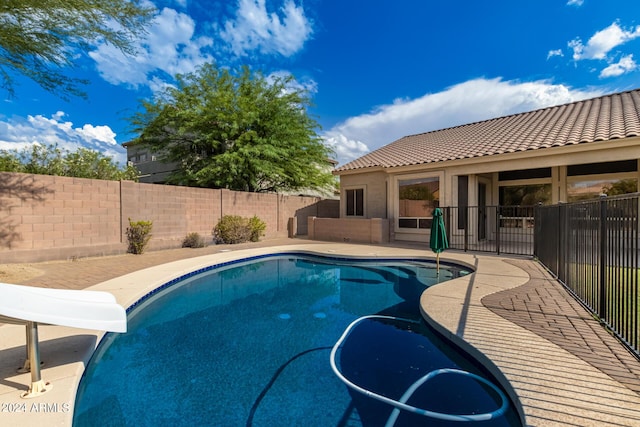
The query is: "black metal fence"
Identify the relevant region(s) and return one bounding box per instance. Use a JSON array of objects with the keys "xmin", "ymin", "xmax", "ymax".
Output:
[
  {"xmin": 440, "ymin": 206, "xmax": 535, "ymax": 256},
  {"xmin": 534, "ymin": 194, "xmax": 640, "ymax": 357}
]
